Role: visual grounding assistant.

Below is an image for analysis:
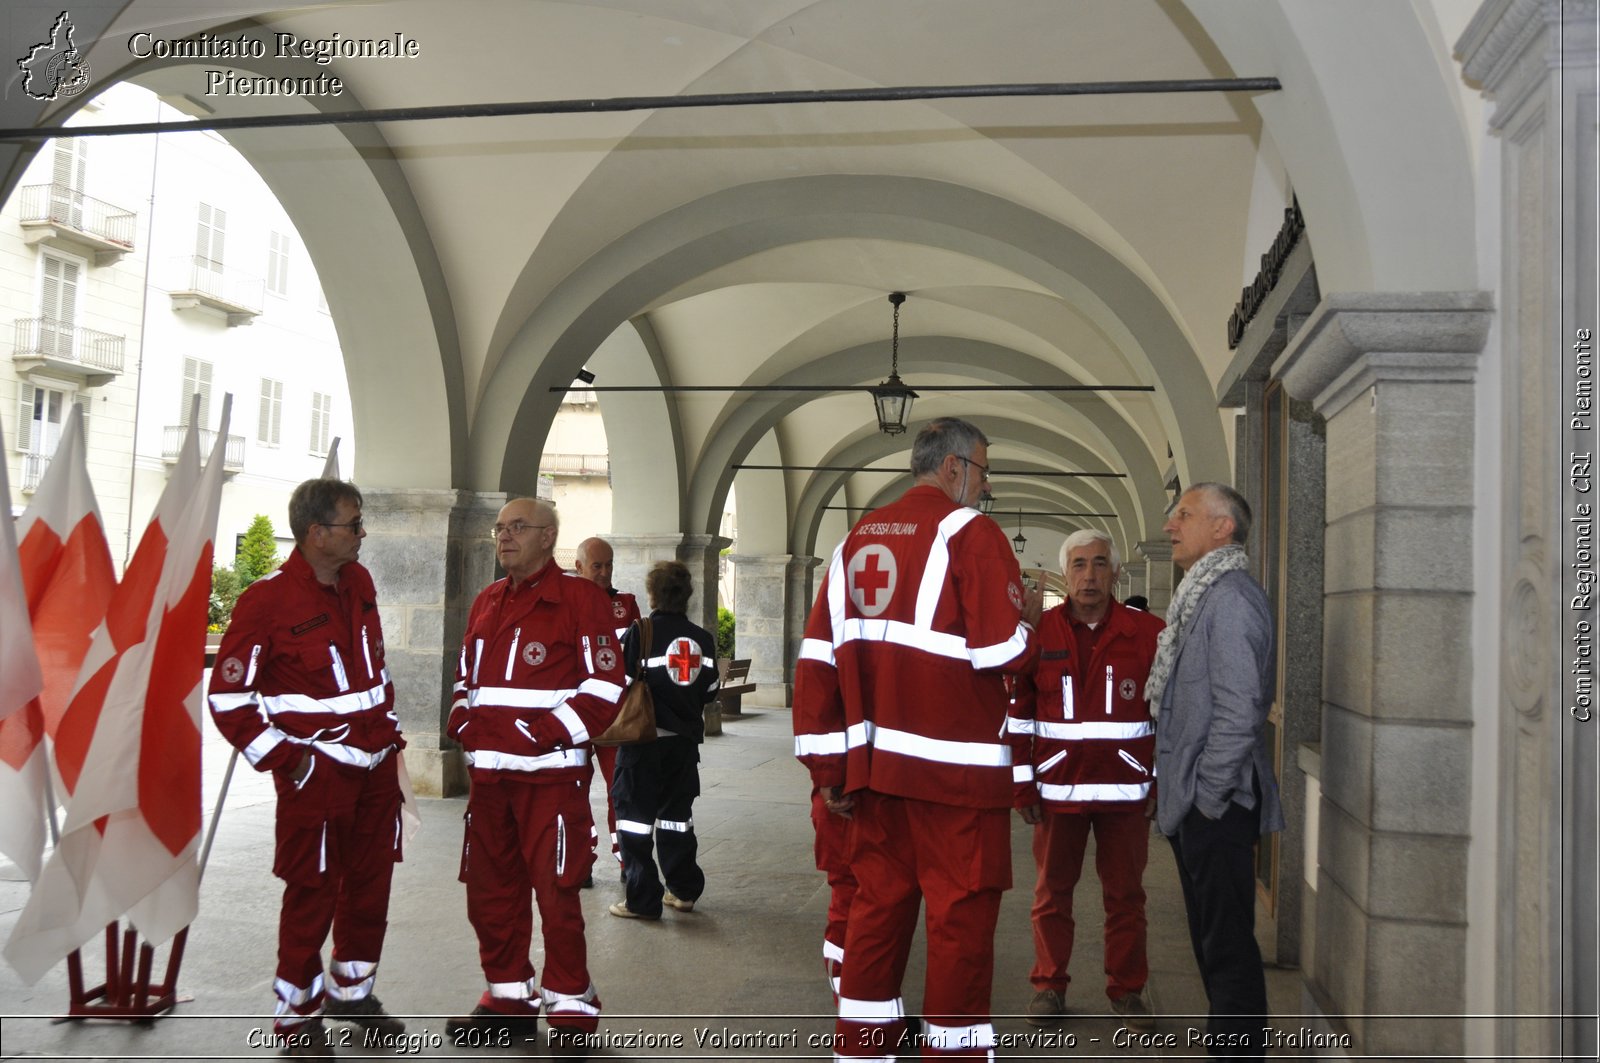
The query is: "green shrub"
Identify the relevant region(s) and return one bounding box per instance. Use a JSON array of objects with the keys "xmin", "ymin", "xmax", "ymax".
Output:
[
  {"xmin": 234, "ymin": 514, "xmax": 281, "ymax": 587},
  {"xmin": 209, "ymin": 565, "xmax": 242, "ymax": 630},
  {"xmin": 716, "ymin": 606, "xmax": 736, "ymax": 659}
]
